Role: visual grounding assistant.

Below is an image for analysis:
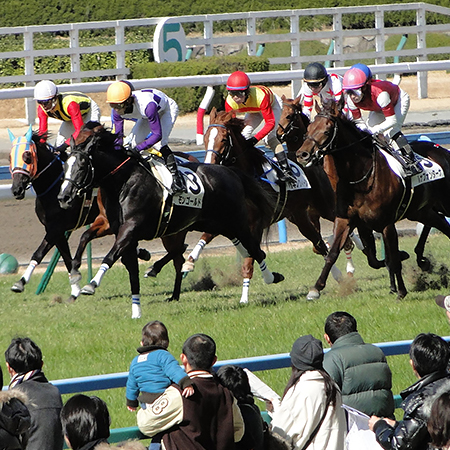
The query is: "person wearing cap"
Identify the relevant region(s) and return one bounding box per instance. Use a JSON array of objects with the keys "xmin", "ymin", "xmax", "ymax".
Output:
[
  {"xmin": 369, "ymin": 333, "xmax": 450, "ymax": 450},
  {"xmin": 269, "ymin": 334, "xmax": 346, "ymax": 450},
  {"xmin": 106, "ymin": 80, "xmax": 186, "ymax": 194},
  {"xmin": 297, "ymin": 62, "xmax": 347, "ymax": 120},
  {"xmin": 225, "ymin": 70, "xmax": 295, "ymax": 183},
  {"xmin": 34, "ymin": 80, "xmax": 101, "ymax": 153},
  {"xmin": 343, "ymin": 63, "xmax": 421, "ymax": 177}
]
